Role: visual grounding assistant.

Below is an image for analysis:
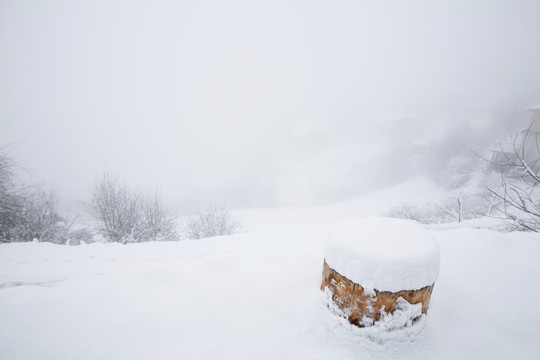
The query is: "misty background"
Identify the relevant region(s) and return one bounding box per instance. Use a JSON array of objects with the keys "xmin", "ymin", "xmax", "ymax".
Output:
[{"xmin": 1, "ymin": 0, "xmax": 540, "ymax": 213}]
